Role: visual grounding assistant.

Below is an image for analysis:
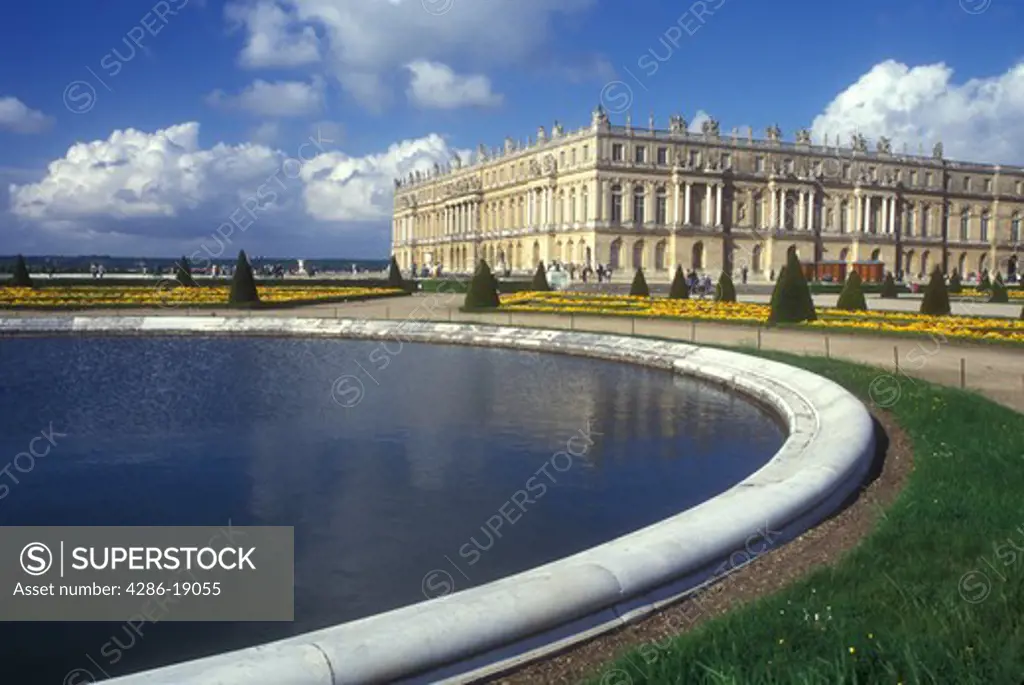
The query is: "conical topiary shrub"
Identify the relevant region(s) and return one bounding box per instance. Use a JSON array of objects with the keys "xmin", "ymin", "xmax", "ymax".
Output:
[
  {"xmin": 879, "ymin": 272, "xmax": 898, "ymax": 298},
  {"xmin": 387, "ymin": 255, "xmax": 405, "ymax": 289},
  {"xmin": 920, "ymin": 267, "xmax": 951, "ymax": 316},
  {"xmin": 229, "ymin": 250, "xmax": 260, "ymax": 305},
  {"xmin": 979, "ymin": 271, "xmax": 991, "ymax": 291},
  {"xmin": 10, "ymin": 255, "xmax": 33, "ymax": 288},
  {"xmin": 176, "ymin": 255, "xmax": 198, "ymax": 287},
  {"xmin": 629, "ymin": 268, "xmax": 650, "ymax": 297},
  {"xmin": 668, "ymin": 265, "xmax": 689, "ymax": 299},
  {"xmin": 464, "ymin": 259, "xmax": 500, "ymax": 309},
  {"xmin": 768, "ymin": 248, "xmax": 816, "ymax": 323},
  {"xmin": 769, "ymin": 266, "xmax": 787, "ymax": 312},
  {"xmin": 836, "ymin": 270, "xmax": 868, "ymax": 311},
  {"xmin": 948, "ymin": 269, "xmax": 962, "ymax": 294},
  {"xmin": 531, "ymin": 261, "xmax": 551, "ymax": 292},
  {"xmin": 989, "ymin": 274, "xmax": 1009, "ymax": 303},
  {"xmin": 714, "ymin": 271, "xmax": 736, "ymax": 302}
]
